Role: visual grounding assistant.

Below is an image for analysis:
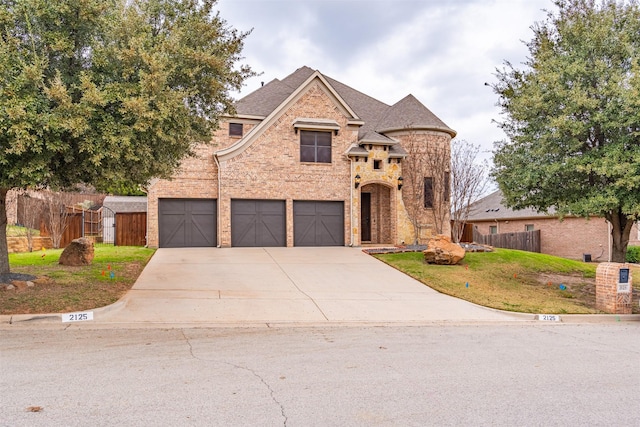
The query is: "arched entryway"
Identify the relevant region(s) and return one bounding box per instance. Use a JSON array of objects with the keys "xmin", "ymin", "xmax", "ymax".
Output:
[{"xmin": 360, "ymin": 183, "xmax": 393, "ymax": 245}]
